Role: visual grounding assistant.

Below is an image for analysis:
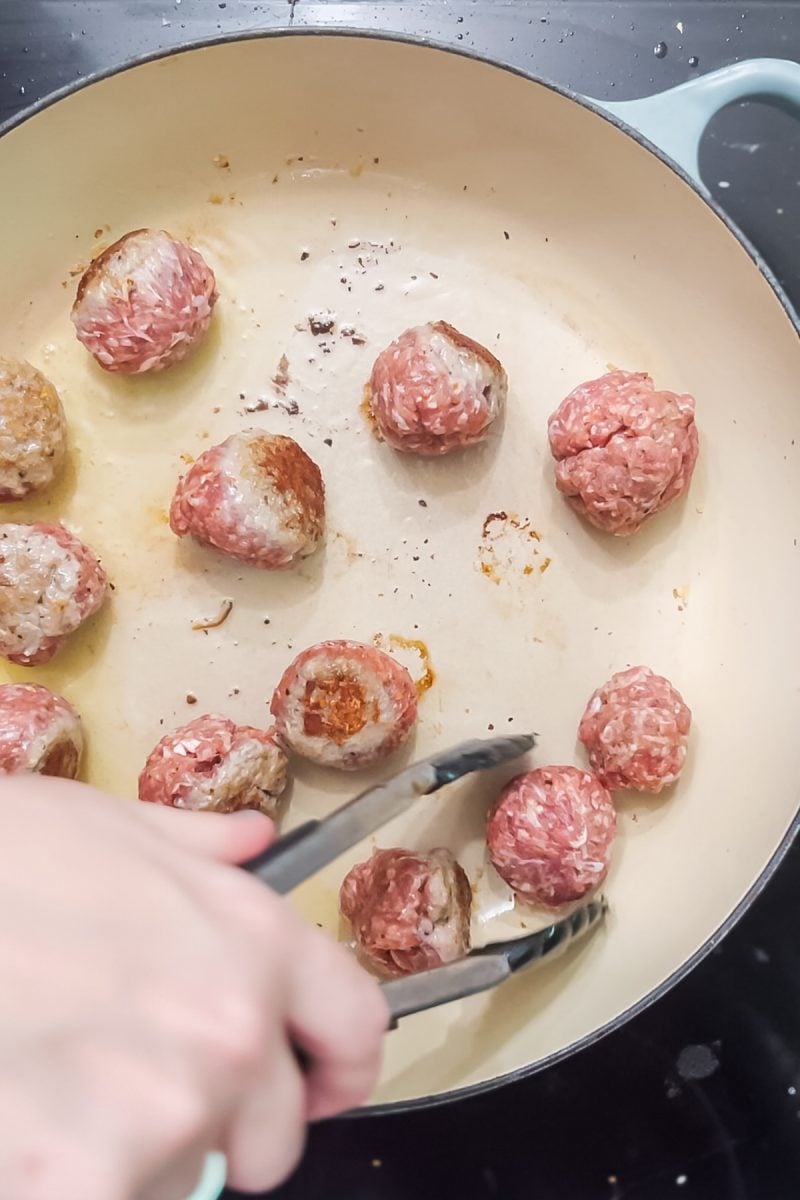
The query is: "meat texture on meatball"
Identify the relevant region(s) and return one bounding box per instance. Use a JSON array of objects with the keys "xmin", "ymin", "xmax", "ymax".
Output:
[
  {"xmin": 0, "ymin": 522, "xmax": 108, "ymax": 666},
  {"xmin": 367, "ymin": 320, "xmax": 507, "ymax": 455},
  {"xmin": 0, "ymin": 683, "xmax": 83, "ymax": 779},
  {"xmin": 487, "ymin": 766, "xmax": 616, "ymax": 908},
  {"xmin": 578, "ymin": 665, "xmax": 691, "ymax": 793},
  {"xmin": 270, "ymin": 640, "xmax": 417, "ymax": 770},
  {"xmin": 340, "ymin": 846, "xmax": 472, "ymax": 977},
  {"xmin": 71, "ymin": 228, "xmax": 217, "ymax": 374},
  {"xmin": 138, "ymin": 714, "xmax": 288, "ymax": 818},
  {"xmin": 170, "ymin": 431, "xmax": 324, "ymax": 569},
  {"xmin": 547, "ymin": 370, "xmax": 699, "ymax": 535},
  {"xmin": 0, "ymin": 357, "xmax": 67, "ymax": 501}
]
